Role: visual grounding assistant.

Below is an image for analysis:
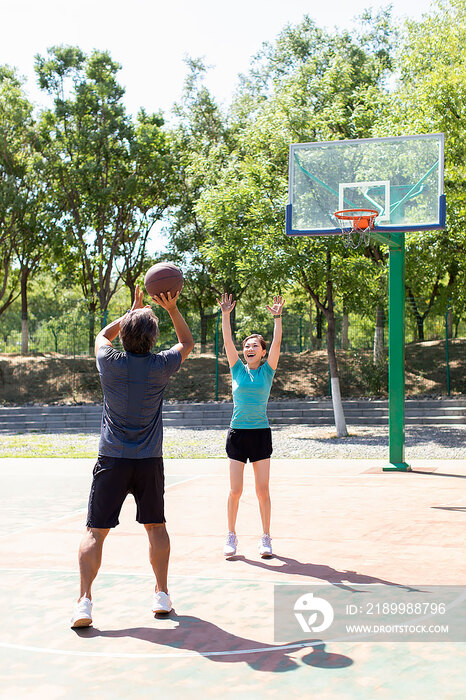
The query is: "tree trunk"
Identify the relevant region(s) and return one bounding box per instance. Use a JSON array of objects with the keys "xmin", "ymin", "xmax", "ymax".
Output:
[
  {"xmin": 88, "ymin": 302, "xmax": 97, "ymax": 356},
  {"xmin": 447, "ymin": 309, "xmax": 453, "ymax": 338},
  {"xmin": 51, "ymin": 327, "xmax": 59, "ymax": 352},
  {"xmin": 373, "ymin": 305, "xmax": 384, "ymax": 363},
  {"xmin": 417, "ymin": 317, "xmax": 424, "ymax": 341},
  {"xmin": 406, "ymin": 288, "xmax": 425, "ymax": 341},
  {"xmin": 326, "ymin": 310, "xmax": 348, "ymax": 437},
  {"xmin": 125, "ymin": 274, "xmax": 136, "ymax": 307},
  {"xmin": 230, "ymin": 305, "xmax": 237, "ymax": 344},
  {"xmin": 325, "ymin": 253, "xmax": 348, "ymax": 437},
  {"xmin": 341, "ymin": 312, "xmax": 349, "ymax": 350},
  {"xmin": 418, "ymin": 276, "xmax": 440, "ymax": 341},
  {"xmin": 20, "ymin": 267, "xmax": 29, "ymax": 355},
  {"xmin": 308, "ymin": 302, "xmax": 313, "ymax": 349},
  {"xmin": 315, "ymin": 307, "xmax": 323, "ymax": 350},
  {"xmin": 200, "ymin": 311, "xmax": 208, "ymax": 353}
]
